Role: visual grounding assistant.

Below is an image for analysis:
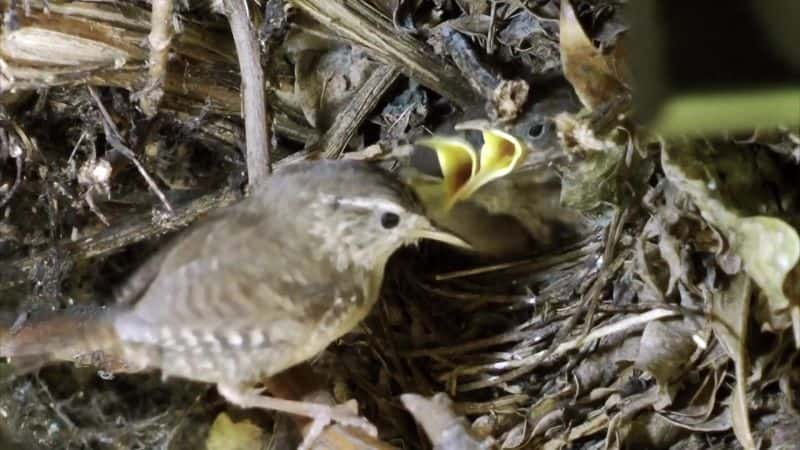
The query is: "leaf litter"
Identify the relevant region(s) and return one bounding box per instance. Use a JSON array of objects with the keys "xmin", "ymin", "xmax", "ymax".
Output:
[{"xmin": 0, "ymin": 1, "xmax": 798, "ymax": 449}]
